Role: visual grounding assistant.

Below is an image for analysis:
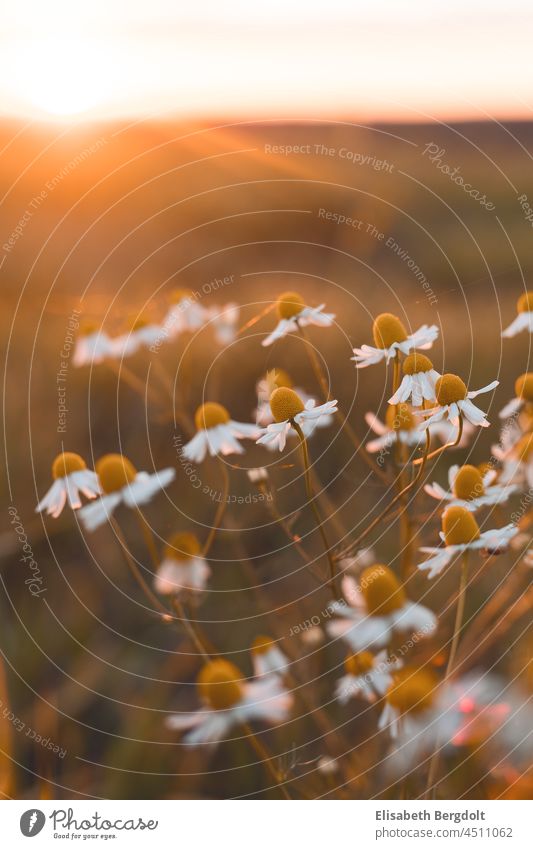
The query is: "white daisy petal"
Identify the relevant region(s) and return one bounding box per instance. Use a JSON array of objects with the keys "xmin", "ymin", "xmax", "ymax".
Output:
[
  {"xmin": 79, "ymin": 493, "xmax": 123, "ymax": 531},
  {"xmin": 502, "ymin": 312, "xmax": 533, "ymax": 338},
  {"xmin": 499, "ymin": 397, "xmax": 522, "ymax": 419}
]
